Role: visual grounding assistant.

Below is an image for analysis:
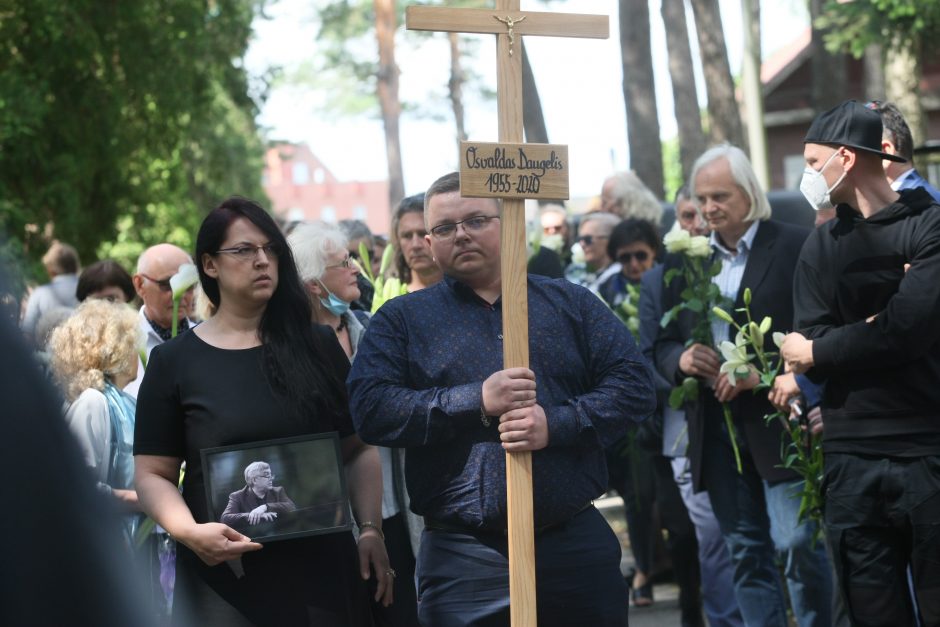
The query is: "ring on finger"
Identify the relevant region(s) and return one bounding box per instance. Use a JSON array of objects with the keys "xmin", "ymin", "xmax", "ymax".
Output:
[{"xmin": 385, "ymin": 568, "xmax": 397, "ymax": 578}]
